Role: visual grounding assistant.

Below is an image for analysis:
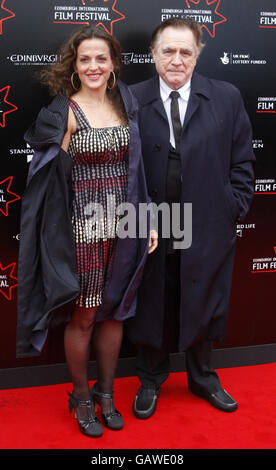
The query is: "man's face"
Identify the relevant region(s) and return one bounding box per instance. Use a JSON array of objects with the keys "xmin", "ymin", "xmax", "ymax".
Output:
[{"xmin": 152, "ymin": 26, "xmax": 199, "ymax": 90}]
